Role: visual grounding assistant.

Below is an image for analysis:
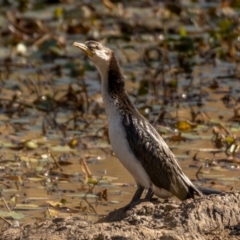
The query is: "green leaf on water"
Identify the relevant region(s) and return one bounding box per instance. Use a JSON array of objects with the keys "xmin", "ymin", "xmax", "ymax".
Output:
[
  {"xmin": 179, "ymin": 26, "xmax": 187, "ymax": 37},
  {"xmin": 218, "ymin": 19, "xmax": 232, "ymax": 33},
  {"xmin": 0, "ymin": 210, "xmax": 25, "ymax": 220}
]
